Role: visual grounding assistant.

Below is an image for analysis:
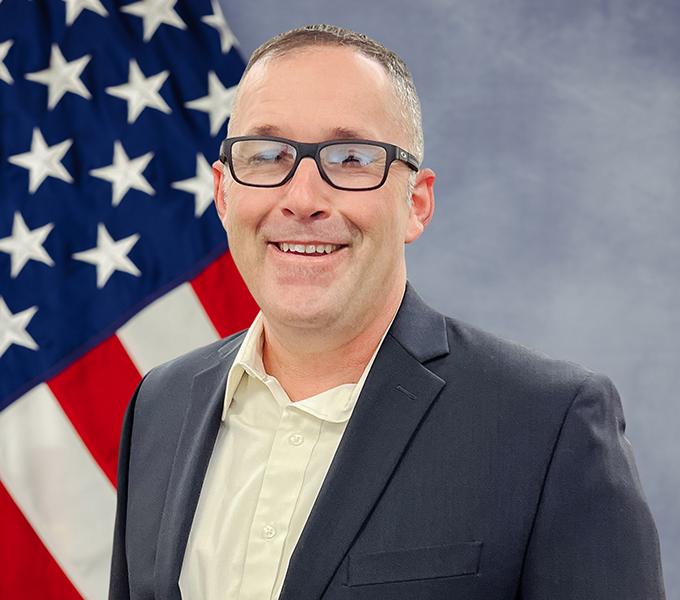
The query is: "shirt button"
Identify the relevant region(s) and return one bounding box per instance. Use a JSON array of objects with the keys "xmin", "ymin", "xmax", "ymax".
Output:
[
  {"xmin": 289, "ymin": 433, "xmax": 304, "ymax": 446},
  {"xmin": 262, "ymin": 524, "xmax": 277, "ymax": 539}
]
